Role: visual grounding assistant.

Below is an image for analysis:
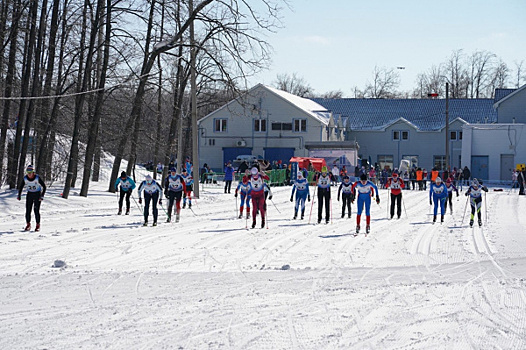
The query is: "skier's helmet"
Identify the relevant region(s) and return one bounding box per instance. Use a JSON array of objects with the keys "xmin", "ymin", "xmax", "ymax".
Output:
[
  {"xmin": 145, "ymin": 175, "xmax": 152, "ymax": 184},
  {"xmin": 26, "ymin": 165, "xmax": 34, "ymax": 174}
]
